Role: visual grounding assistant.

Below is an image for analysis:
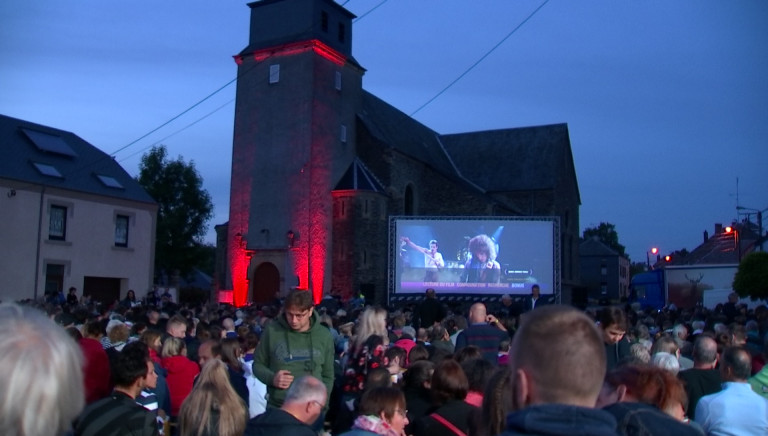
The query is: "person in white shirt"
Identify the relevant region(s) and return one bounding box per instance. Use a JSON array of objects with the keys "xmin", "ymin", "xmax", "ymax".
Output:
[{"xmin": 695, "ymin": 346, "xmax": 768, "ymax": 435}]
